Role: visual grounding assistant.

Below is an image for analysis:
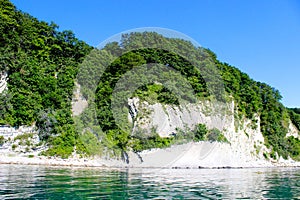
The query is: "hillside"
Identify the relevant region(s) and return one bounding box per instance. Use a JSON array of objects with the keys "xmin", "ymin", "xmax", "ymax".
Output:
[
  {"xmin": 75, "ymin": 32, "xmax": 300, "ymax": 162},
  {"xmin": 0, "ymin": 0, "xmax": 92, "ymax": 157},
  {"xmin": 1, "ymin": 0, "xmax": 300, "ymax": 164}
]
